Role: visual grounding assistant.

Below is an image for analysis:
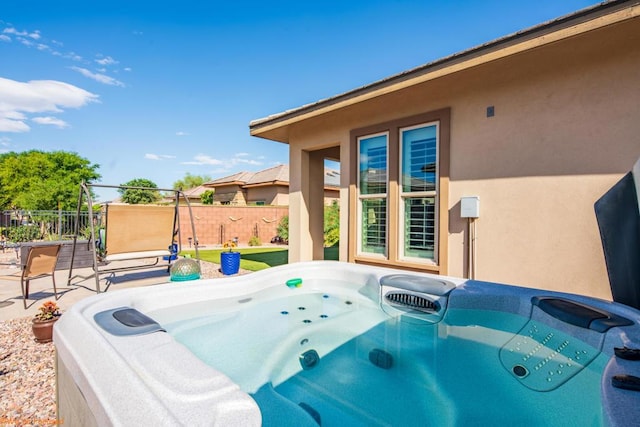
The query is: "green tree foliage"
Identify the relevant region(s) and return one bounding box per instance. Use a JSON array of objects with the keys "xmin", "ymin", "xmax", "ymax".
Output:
[
  {"xmin": 275, "ymin": 202, "xmax": 340, "ymax": 247},
  {"xmin": 201, "ymin": 189, "xmax": 214, "ymax": 205},
  {"xmin": 324, "ymin": 201, "xmax": 340, "ymax": 247},
  {"xmin": 172, "ymin": 173, "xmax": 211, "ymax": 190},
  {"xmin": 0, "ymin": 150, "xmax": 101, "ymax": 210},
  {"xmin": 276, "ymin": 215, "xmax": 288, "ymax": 243},
  {"xmin": 118, "ymin": 178, "xmax": 161, "ymax": 204}
]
